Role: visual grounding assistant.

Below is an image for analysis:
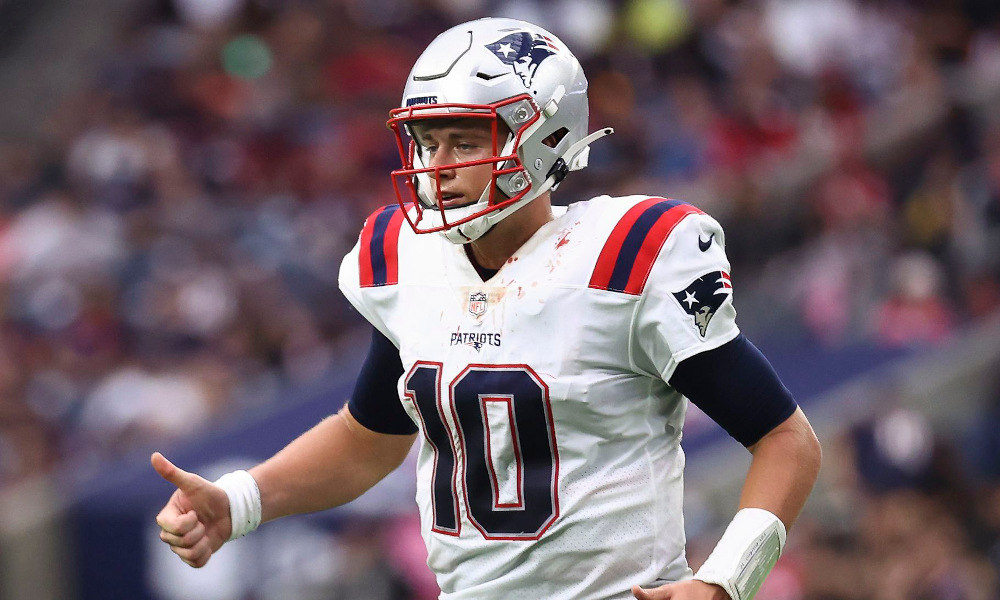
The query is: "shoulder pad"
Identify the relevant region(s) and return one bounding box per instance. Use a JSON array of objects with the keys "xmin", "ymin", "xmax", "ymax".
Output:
[
  {"xmin": 588, "ymin": 198, "xmax": 703, "ymax": 295},
  {"xmin": 358, "ymin": 204, "xmax": 406, "ymax": 288}
]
